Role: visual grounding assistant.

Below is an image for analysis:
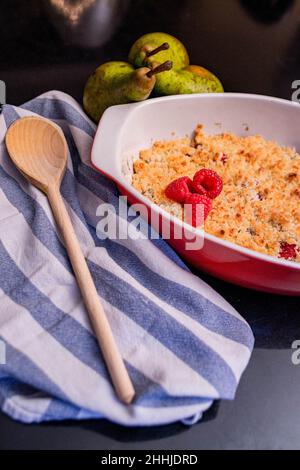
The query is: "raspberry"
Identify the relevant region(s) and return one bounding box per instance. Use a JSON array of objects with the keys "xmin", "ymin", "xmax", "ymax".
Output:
[
  {"xmin": 192, "ymin": 169, "xmax": 223, "ymax": 199},
  {"xmin": 165, "ymin": 176, "xmax": 192, "ymax": 203},
  {"xmin": 190, "ymin": 180, "xmax": 207, "ymax": 196},
  {"xmin": 184, "ymin": 193, "xmax": 212, "ymax": 227},
  {"xmin": 279, "ymin": 242, "xmax": 298, "ymax": 260}
]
